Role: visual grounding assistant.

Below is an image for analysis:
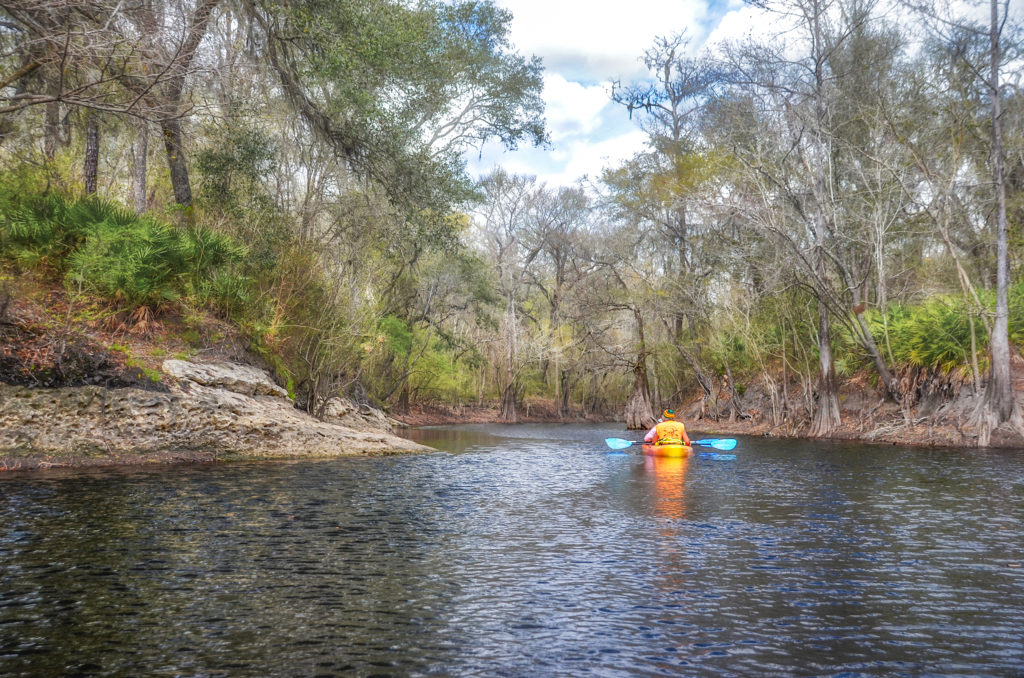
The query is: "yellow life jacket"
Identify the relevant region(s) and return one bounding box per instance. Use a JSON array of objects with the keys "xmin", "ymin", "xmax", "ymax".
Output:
[{"xmin": 654, "ymin": 420, "xmax": 687, "ymax": 445}]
